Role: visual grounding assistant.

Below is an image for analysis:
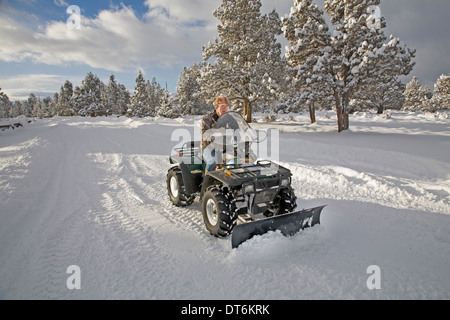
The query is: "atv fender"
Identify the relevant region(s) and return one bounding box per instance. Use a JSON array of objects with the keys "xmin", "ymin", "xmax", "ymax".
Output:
[
  {"xmin": 200, "ymin": 174, "xmax": 222, "ymax": 200},
  {"xmin": 179, "ymin": 162, "xmax": 196, "ymax": 195}
]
